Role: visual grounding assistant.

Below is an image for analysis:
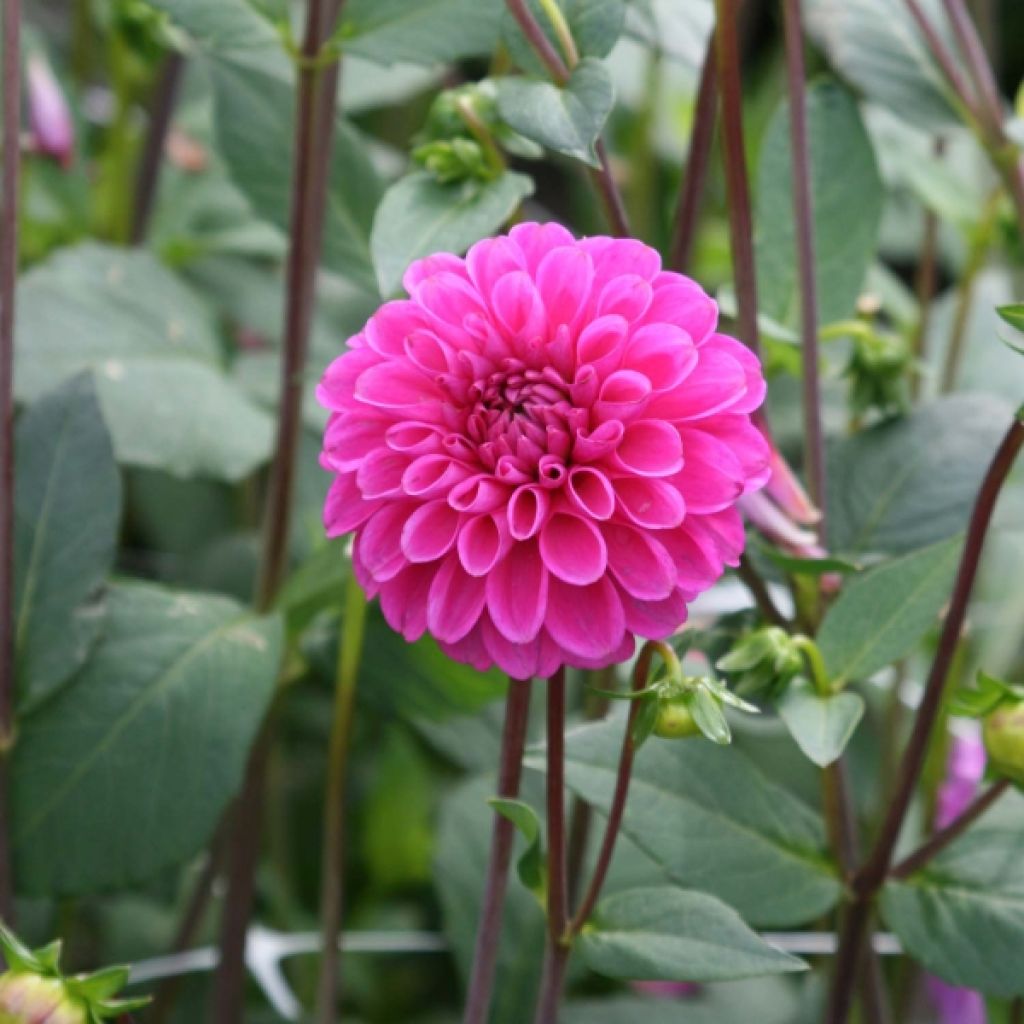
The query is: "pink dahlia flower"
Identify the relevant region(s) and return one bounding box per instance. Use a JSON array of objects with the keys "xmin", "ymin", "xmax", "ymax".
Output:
[{"xmin": 318, "ymin": 222, "xmax": 769, "ymax": 678}]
